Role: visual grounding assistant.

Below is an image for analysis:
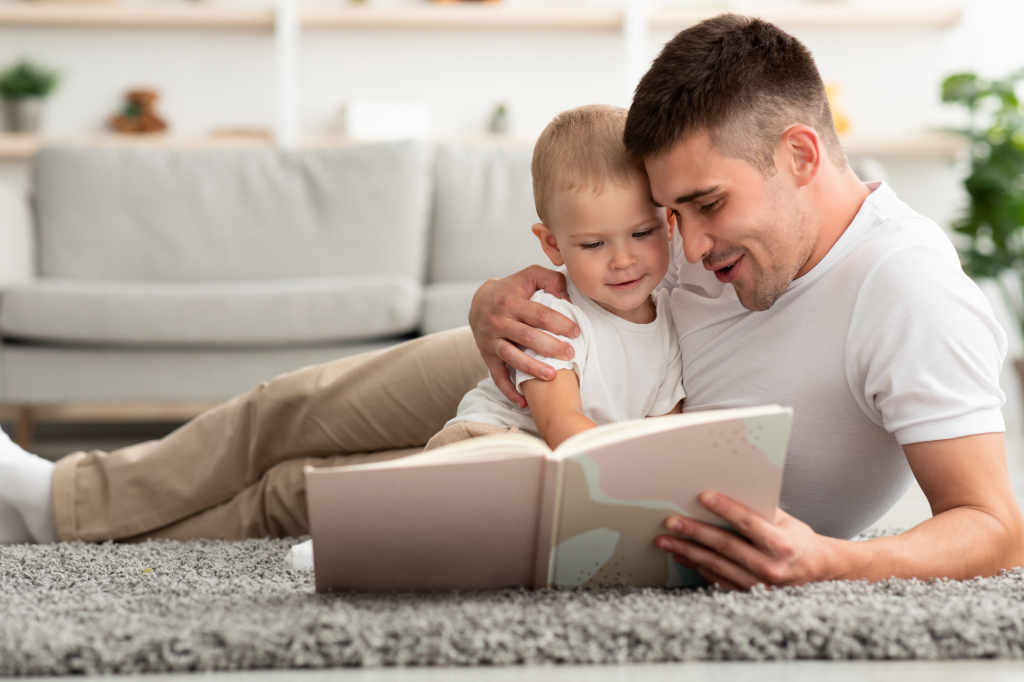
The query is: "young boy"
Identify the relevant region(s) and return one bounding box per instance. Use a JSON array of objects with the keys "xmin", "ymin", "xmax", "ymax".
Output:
[{"xmin": 427, "ymin": 104, "xmax": 685, "ymax": 451}]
